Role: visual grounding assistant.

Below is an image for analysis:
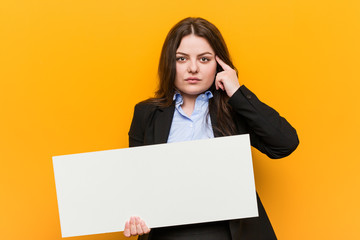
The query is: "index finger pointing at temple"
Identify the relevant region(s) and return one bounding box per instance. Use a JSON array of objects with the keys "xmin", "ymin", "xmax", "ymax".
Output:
[{"xmin": 215, "ymin": 55, "xmax": 232, "ymax": 70}]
